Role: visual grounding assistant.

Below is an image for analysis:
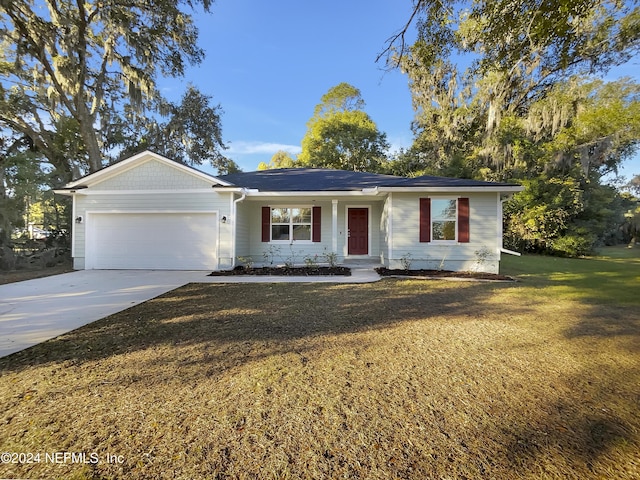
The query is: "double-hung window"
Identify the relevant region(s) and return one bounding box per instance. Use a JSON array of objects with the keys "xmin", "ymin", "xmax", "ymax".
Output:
[
  {"xmin": 419, "ymin": 197, "xmax": 470, "ymax": 243},
  {"xmin": 270, "ymin": 207, "xmax": 312, "ymax": 242},
  {"xmin": 431, "ymin": 199, "xmax": 457, "ymax": 241}
]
